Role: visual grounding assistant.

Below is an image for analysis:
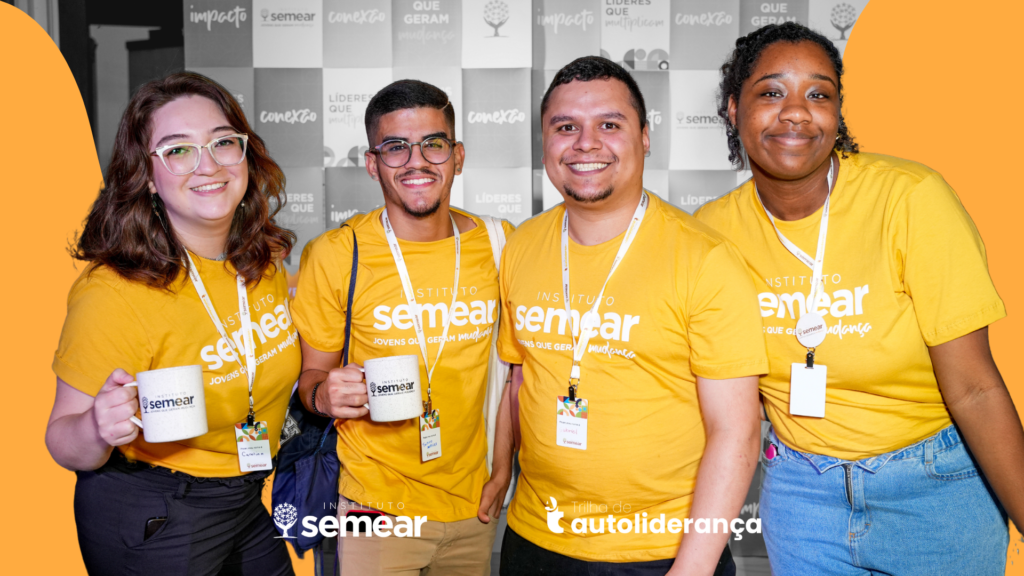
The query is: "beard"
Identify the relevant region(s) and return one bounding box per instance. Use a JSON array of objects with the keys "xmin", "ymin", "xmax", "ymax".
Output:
[
  {"xmin": 387, "ymin": 169, "xmax": 447, "ymax": 218},
  {"xmin": 563, "ymin": 183, "xmax": 614, "ymax": 204},
  {"xmin": 401, "ymin": 195, "xmax": 443, "ymax": 218}
]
